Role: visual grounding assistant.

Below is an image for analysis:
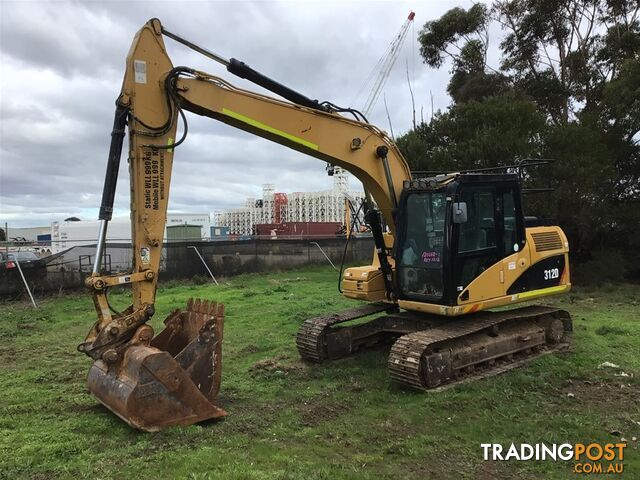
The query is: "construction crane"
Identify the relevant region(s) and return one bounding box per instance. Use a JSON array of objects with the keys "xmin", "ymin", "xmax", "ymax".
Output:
[
  {"xmin": 327, "ymin": 12, "xmax": 415, "ymax": 175},
  {"xmin": 360, "ymin": 11, "xmax": 415, "ymax": 118}
]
